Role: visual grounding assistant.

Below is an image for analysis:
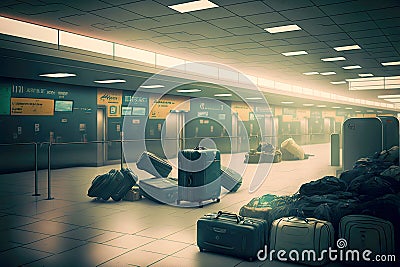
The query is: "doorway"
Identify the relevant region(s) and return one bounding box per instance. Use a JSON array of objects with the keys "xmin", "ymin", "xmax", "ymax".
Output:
[{"xmin": 96, "ymin": 107, "xmax": 107, "ymax": 166}]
